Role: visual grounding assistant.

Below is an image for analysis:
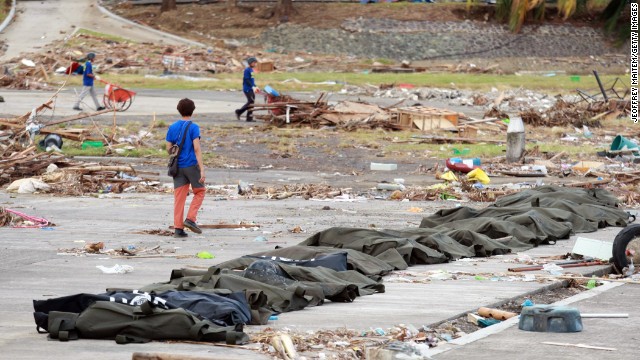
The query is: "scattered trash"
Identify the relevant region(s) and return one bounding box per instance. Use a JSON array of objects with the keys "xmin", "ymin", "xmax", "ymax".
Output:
[
  {"xmin": 96, "ymin": 264, "xmax": 134, "ymax": 274},
  {"xmin": 376, "ymin": 183, "xmax": 405, "ymax": 191},
  {"xmin": 446, "ymin": 157, "xmax": 481, "ymax": 173},
  {"xmin": 254, "ymin": 236, "xmax": 268, "ymax": 242},
  {"xmin": 438, "ymin": 171, "xmax": 459, "ymax": 182},
  {"xmin": 7, "ymin": 178, "xmax": 51, "ymax": 194},
  {"xmin": 84, "ymin": 242, "xmax": 105, "ymax": 254},
  {"xmin": 478, "ymin": 318, "xmax": 501, "ymax": 328},
  {"xmin": 271, "ymin": 333, "xmax": 298, "ymax": 360},
  {"xmin": 467, "ymin": 168, "xmax": 490, "ymax": 184},
  {"xmin": 541, "ymin": 342, "xmax": 616, "ymax": 351},
  {"xmin": 197, "ymin": 251, "xmax": 214, "ymax": 259},
  {"xmin": 522, "ymin": 299, "xmax": 534, "ymax": 307},
  {"xmin": 542, "ymin": 263, "xmax": 564, "ymax": 275},
  {"xmin": 374, "ymin": 328, "xmax": 386, "ymax": 336},
  {"xmin": 572, "ymin": 237, "xmax": 613, "ymax": 261},
  {"xmin": 0, "ymin": 208, "xmax": 53, "ymax": 228},
  {"xmin": 519, "ymin": 305, "xmax": 583, "ymax": 332},
  {"xmin": 371, "ymin": 163, "xmax": 398, "ymax": 171},
  {"xmin": 289, "ymin": 226, "xmax": 304, "ymax": 233},
  {"xmin": 478, "ymin": 307, "xmax": 517, "ymax": 321}
]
